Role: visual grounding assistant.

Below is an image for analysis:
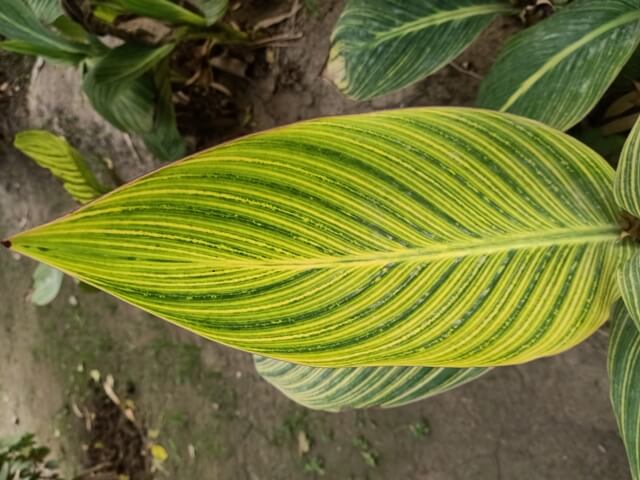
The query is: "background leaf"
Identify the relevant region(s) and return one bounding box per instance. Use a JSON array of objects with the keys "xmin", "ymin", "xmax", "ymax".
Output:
[
  {"xmin": 608, "ymin": 300, "xmax": 640, "ymax": 480},
  {"xmin": 477, "ymin": 0, "xmax": 640, "ymax": 131},
  {"xmin": 0, "ymin": 0, "xmax": 90, "ymax": 63},
  {"xmin": 5, "ymin": 109, "xmax": 635, "ymax": 367},
  {"xmin": 255, "ymin": 355, "xmax": 489, "ymax": 412},
  {"xmin": 25, "ymin": 0, "xmax": 64, "ymax": 24},
  {"xmin": 327, "ymin": 0, "xmax": 514, "ymax": 100},
  {"xmin": 14, "ymin": 130, "xmax": 106, "ymax": 204},
  {"xmin": 91, "ymin": 42, "xmax": 176, "ymax": 86},
  {"xmin": 615, "ymin": 116, "xmax": 640, "ymax": 218},
  {"xmin": 188, "ymin": 0, "xmax": 228, "ymax": 25},
  {"xmin": 31, "ymin": 263, "xmax": 63, "ymax": 306},
  {"xmin": 99, "ymin": 0, "xmax": 207, "ymax": 26}
]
